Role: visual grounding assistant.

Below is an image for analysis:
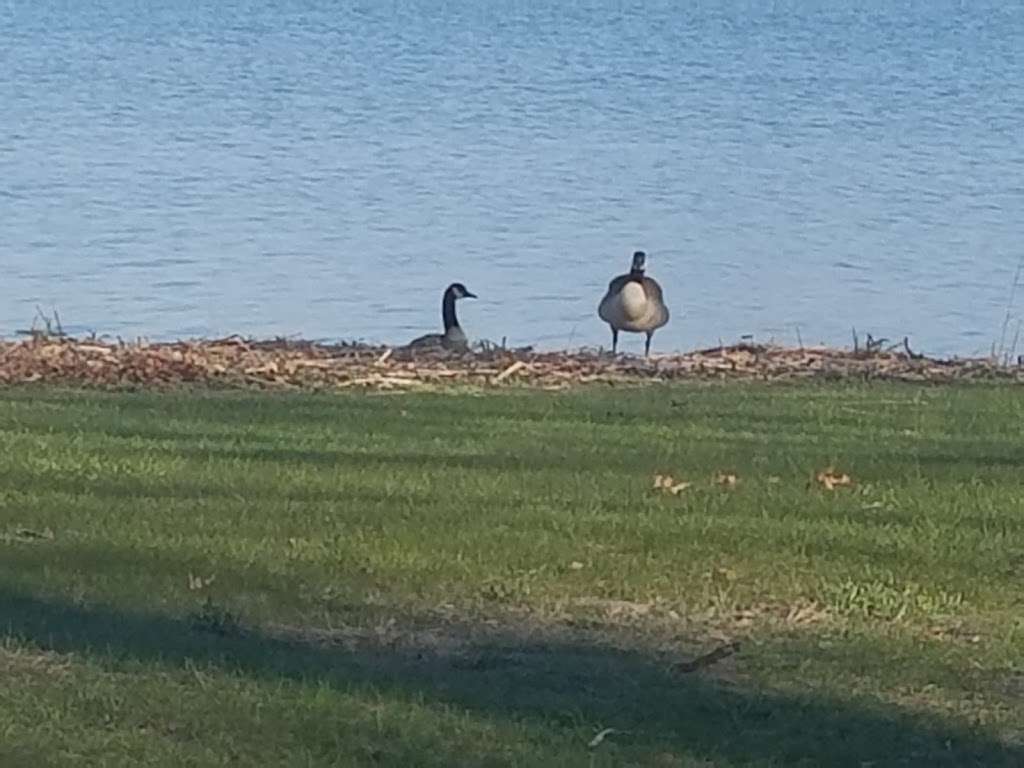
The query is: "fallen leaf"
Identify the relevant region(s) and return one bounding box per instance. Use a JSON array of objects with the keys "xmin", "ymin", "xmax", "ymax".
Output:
[
  {"xmin": 569, "ymin": 561, "xmax": 585, "ymax": 571},
  {"xmin": 816, "ymin": 467, "xmax": 853, "ymax": 491},
  {"xmin": 714, "ymin": 472, "xmax": 738, "ymax": 487},
  {"xmin": 653, "ymin": 474, "xmax": 691, "ymax": 494}
]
